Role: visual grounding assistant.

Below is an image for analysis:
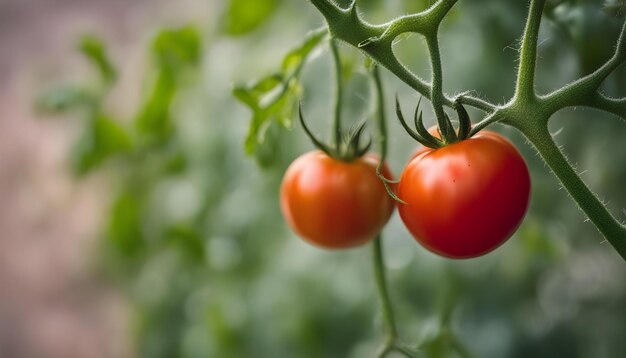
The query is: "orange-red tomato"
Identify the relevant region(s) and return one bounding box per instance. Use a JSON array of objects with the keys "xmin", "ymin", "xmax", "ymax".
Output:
[
  {"xmin": 280, "ymin": 151, "xmax": 396, "ymax": 249},
  {"xmin": 398, "ymin": 131, "xmax": 530, "ymax": 258}
]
